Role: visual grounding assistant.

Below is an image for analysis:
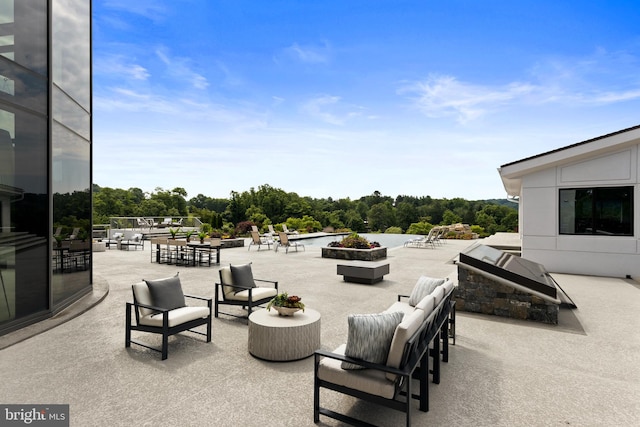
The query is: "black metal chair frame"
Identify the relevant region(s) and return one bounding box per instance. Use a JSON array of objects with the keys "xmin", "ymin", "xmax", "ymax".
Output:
[
  {"xmin": 125, "ymin": 293, "xmax": 212, "ymax": 360},
  {"xmin": 214, "ymin": 272, "xmax": 278, "ymax": 320},
  {"xmin": 313, "ymin": 290, "xmax": 455, "ymax": 427}
]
